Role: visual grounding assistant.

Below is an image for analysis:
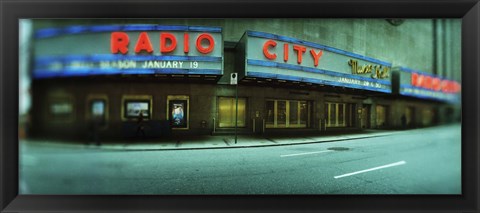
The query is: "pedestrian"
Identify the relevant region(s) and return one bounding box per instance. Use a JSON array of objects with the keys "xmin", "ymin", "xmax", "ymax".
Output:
[
  {"xmin": 401, "ymin": 114, "xmax": 407, "ymax": 129},
  {"xmin": 136, "ymin": 110, "xmax": 146, "ymax": 140},
  {"xmin": 88, "ymin": 115, "xmax": 102, "ymax": 146}
]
